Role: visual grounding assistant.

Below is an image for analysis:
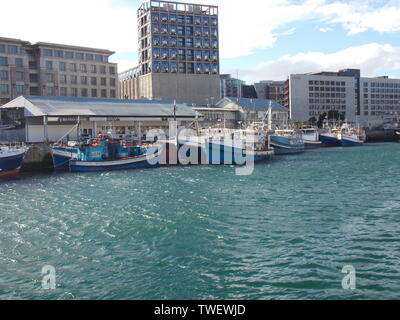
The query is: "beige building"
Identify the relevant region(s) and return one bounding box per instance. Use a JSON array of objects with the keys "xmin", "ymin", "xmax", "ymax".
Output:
[
  {"xmin": 119, "ymin": 0, "xmax": 220, "ymax": 106},
  {"xmin": 0, "ymin": 37, "xmax": 118, "ymax": 106}
]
